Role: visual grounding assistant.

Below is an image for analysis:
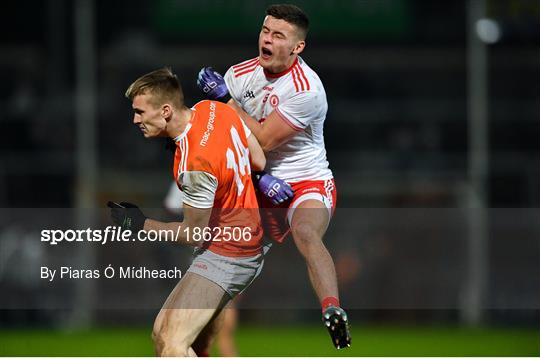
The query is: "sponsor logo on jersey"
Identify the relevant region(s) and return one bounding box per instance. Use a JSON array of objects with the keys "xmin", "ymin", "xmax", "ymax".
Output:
[
  {"xmin": 194, "ymin": 263, "xmax": 208, "ymax": 270},
  {"xmin": 200, "ymin": 101, "xmax": 216, "ymax": 147},
  {"xmin": 263, "ymin": 86, "xmax": 274, "ymax": 91},
  {"xmin": 243, "ymin": 90, "xmax": 255, "ymax": 99}
]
